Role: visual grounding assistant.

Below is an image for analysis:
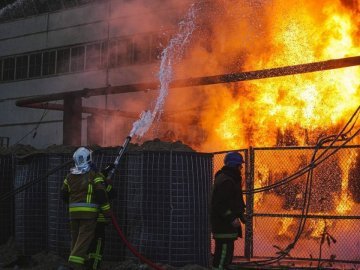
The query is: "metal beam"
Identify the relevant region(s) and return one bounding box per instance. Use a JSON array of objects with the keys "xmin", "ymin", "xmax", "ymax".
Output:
[
  {"xmin": 16, "ymin": 55, "xmax": 360, "ymax": 108},
  {"xmin": 25, "ymin": 102, "xmax": 140, "ymax": 118}
]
